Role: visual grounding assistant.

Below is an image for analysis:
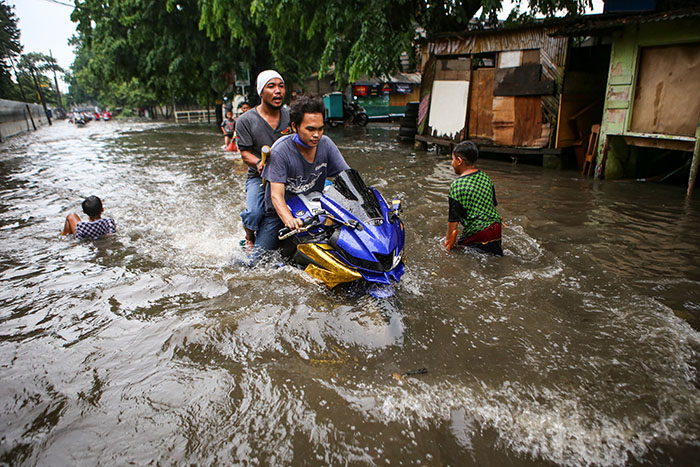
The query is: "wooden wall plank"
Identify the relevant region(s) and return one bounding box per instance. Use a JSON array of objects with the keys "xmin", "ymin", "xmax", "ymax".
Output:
[
  {"xmin": 630, "ymin": 42, "xmax": 700, "ymax": 136},
  {"xmin": 522, "ymin": 49, "xmax": 540, "ymax": 64},
  {"xmin": 468, "ymin": 68, "xmax": 495, "ymax": 141},
  {"xmin": 435, "ymin": 69, "xmax": 469, "ymax": 81},
  {"xmin": 514, "ymin": 96, "xmax": 545, "ymax": 146},
  {"xmin": 417, "ymin": 55, "xmax": 436, "ymax": 135},
  {"xmin": 492, "ymin": 96, "xmax": 515, "ymax": 145},
  {"xmin": 435, "ymin": 58, "xmax": 471, "ymax": 81}
]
